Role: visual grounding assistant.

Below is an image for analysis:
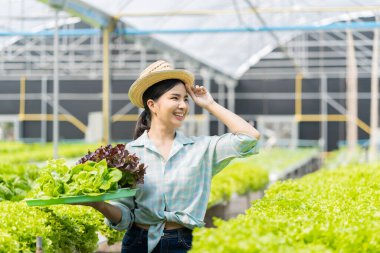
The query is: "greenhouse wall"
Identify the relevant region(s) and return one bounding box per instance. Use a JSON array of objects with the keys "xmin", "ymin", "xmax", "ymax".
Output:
[{"xmin": 1, "ymin": 75, "xmax": 373, "ymax": 150}]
